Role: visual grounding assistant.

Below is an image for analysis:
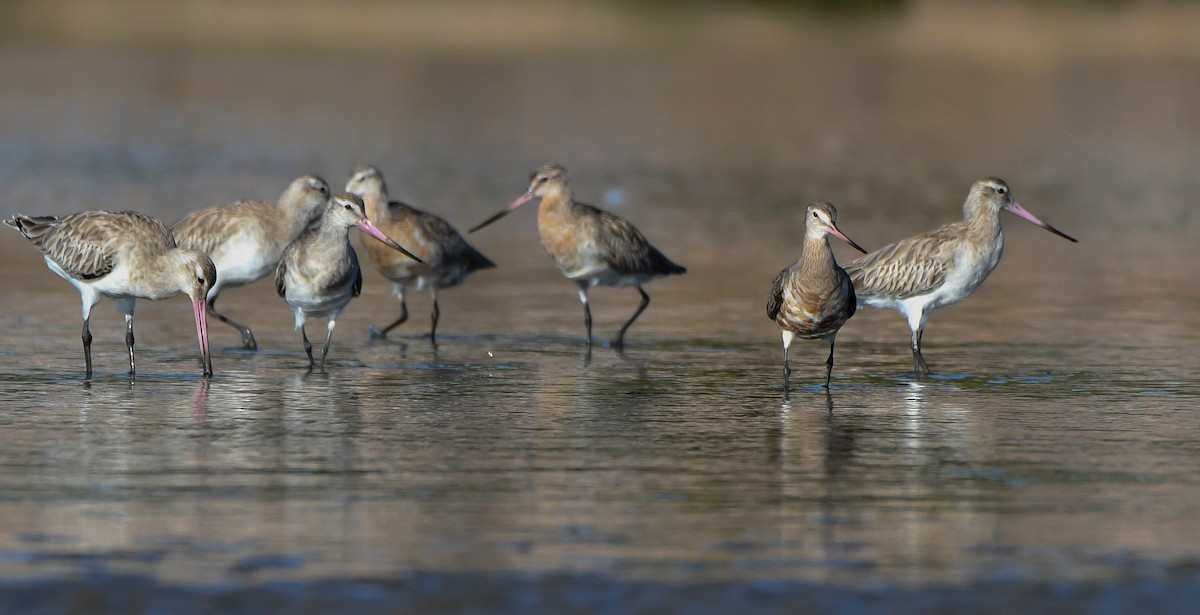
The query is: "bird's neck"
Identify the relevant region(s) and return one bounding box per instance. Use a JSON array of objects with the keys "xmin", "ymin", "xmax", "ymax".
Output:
[
  {"xmin": 314, "ymin": 219, "xmax": 353, "ymax": 248},
  {"xmin": 798, "ymin": 233, "xmax": 836, "ymax": 271},
  {"xmin": 537, "ymin": 189, "xmax": 574, "ymax": 219},
  {"xmin": 963, "ymin": 205, "xmax": 1003, "ymax": 241},
  {"xmin": 361, "ymin": 190, "xmax": 392, "ymax": 225},
  {"xmin": 278, "ymin": 199, "xmax": 321, "ymax": 241},
  {"xmin": 135, "ymin": 249, "xmax": 190, "ymax": 300}
]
